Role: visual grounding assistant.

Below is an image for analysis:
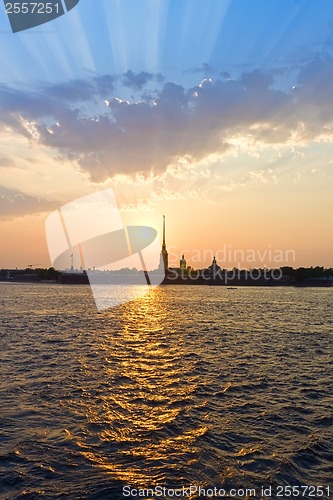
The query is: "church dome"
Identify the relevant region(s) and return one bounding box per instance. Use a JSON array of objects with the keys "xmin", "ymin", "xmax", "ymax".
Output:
[{"xmin": 208, "ymin": 256, "xmax": 221, "ymax": 273}]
